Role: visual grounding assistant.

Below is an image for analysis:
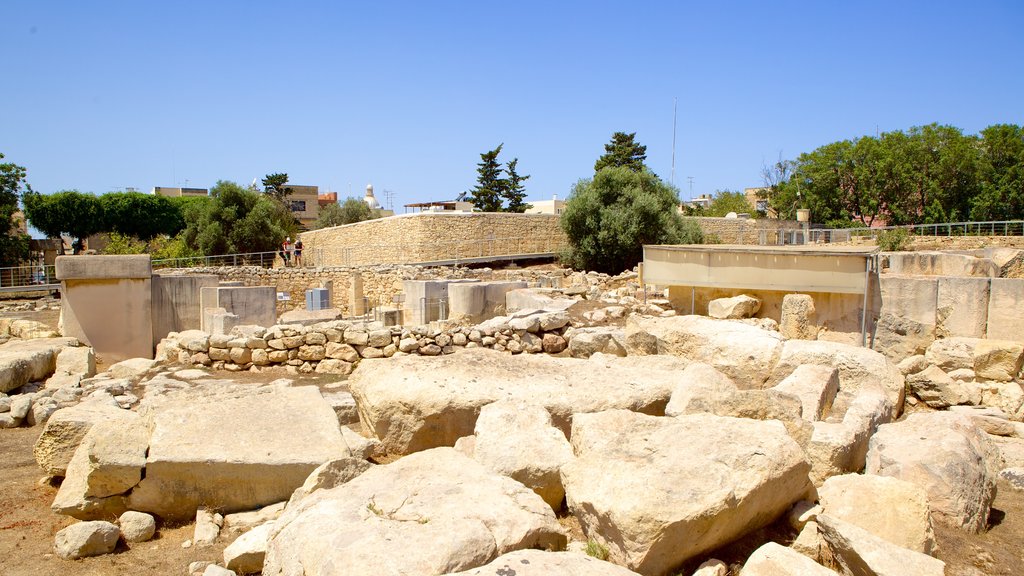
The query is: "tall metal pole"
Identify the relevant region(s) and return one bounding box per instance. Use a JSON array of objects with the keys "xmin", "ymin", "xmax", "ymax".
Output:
[{"xmin": 671, "ymin": 97, "xmax": 677, "ymax": 186}]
